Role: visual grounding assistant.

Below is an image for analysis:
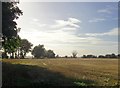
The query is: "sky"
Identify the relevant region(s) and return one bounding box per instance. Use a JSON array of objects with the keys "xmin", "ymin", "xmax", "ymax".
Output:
[{"xmin": 17, "ymin": 2, "xmax": 118, "ymax": 57}]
